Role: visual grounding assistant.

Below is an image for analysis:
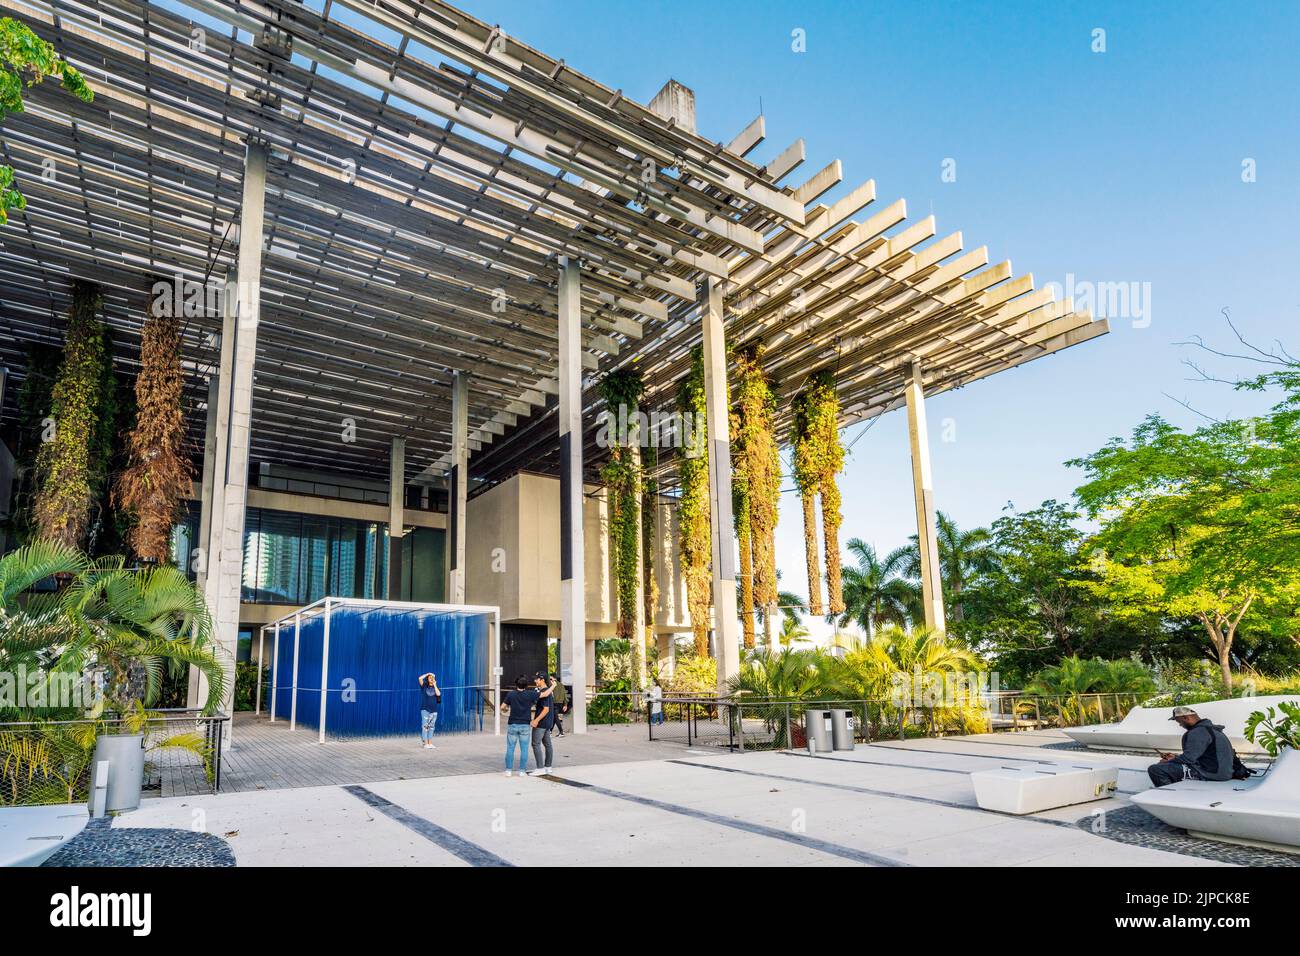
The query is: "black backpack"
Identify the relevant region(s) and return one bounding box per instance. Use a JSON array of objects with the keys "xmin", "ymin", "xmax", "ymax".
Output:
[{"xmin": 1231, "ymin": 754, "xmax": 1256, "ymax": 780}]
